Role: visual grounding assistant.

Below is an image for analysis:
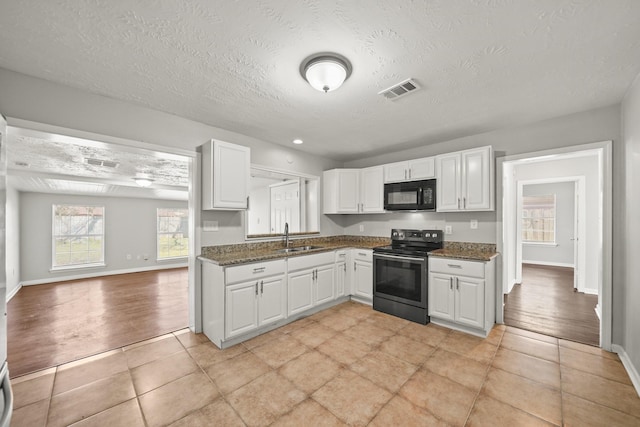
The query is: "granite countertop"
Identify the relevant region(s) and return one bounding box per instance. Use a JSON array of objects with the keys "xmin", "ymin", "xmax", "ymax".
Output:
[
  {"xmin": 199, "ymin": 235, "xmax": 390, "ymax": 266},
  {"xmin": 429, "ymin": 242, "xmax": 498, "ymax": 262}
]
